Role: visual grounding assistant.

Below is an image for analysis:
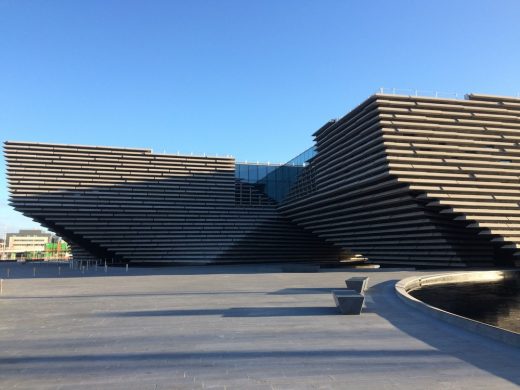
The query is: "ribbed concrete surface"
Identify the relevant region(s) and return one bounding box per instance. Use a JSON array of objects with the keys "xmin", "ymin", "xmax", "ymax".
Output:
[
  {"xmin": 280, "ymin": 94, "xmax": 520, "ymax": 267},
  {"xmin": 4, "ymin": 142, "xmax": 340, "ymax": 264},
  {"xmin": 6, "ymin": 93, "xmax": 520, "ymax": 267}
]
